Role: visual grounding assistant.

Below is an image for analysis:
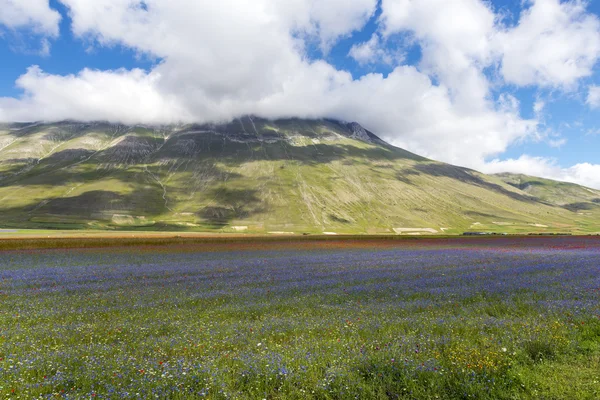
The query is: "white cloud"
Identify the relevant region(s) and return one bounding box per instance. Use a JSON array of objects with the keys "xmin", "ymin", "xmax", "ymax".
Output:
[
  {"xmin": 587, "ymin": 85, "xmax": 600, "ymax": 108},
  {"xmin": 1, "ymin": 0, "xmax": 599, "ymax": 189},
  {"xmin": 348, "ymin": 35, "xmax": 379, "ymax": 65},
  {"xmin": 483, "ymin": 155, "xmax": 600, "ymax": 189},
  {"xmin": 379, "ymin": 0, "xmax": 600, "ymax": 90},
  {"xmin": 348, "ymin": 34, "xmax": 403, "ymax": 65},
  {"xmin": 0, "ymin": 0, "xmax": 61, "ymax": 36},
  {"xmin": 533, "ymin": 99, "xmax": 545, "ymax": 116},
  {"xmin": 0, "ymin": 66, "xmax": 189, "ymax": 124},
  {"xmin": 293, "ymin": 0, "xmax": 378, "ymax": 50},
  {"xmin": 547, "ymin": 138, "xmax": 567, "ymax": 148},
  {"xmin": 567, "ymin": 163, "xmax": 600, "ymax": 190},
  {"xmin": 380, "ymin": 0, "xmax": 496, "ymax": 112},
  {"xmin": 61, "ymin": 0, "xmax": 377, "ymax": 54},
  {"xmin": 0, "ymin": 63, "xmax": 537, "ymax": 169},
  {"xmin": 497, "ymin": 0, "xmax": 600, "ymax": 88},
  {"xmin": 380, "ymin": 0, "xmax": 495, "ymax": 62}
]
